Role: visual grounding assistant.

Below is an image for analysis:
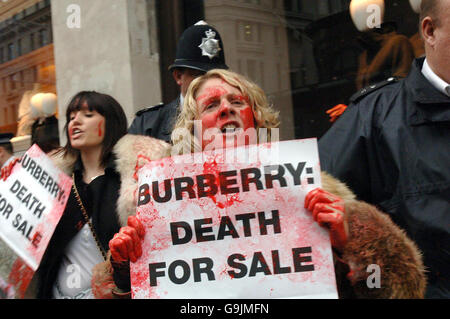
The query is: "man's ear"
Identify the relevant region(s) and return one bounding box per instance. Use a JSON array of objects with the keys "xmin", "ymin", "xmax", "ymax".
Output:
[
  {"xmin": 421, "ymin": 17, "xmax": 437, "ymax": 48},
  {"xmin": 172, "ymin": 69, "xmax": 183, "ymax": 86}
]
